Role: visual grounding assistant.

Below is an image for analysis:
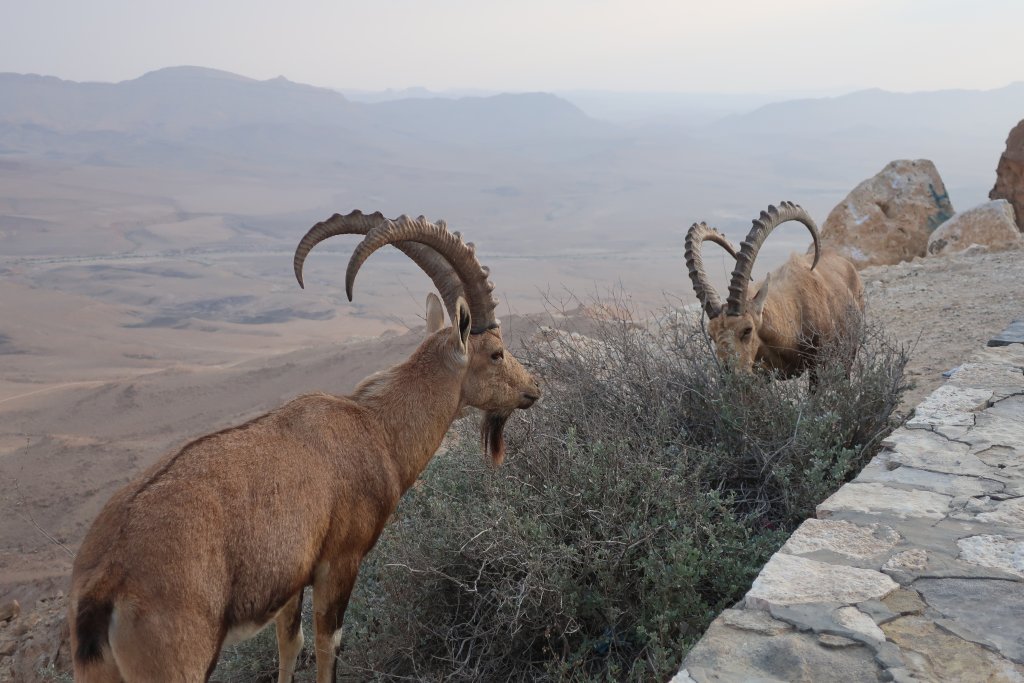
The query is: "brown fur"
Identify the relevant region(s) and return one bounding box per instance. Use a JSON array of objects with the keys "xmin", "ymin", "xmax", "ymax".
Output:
[
  {"xmin": 69, "ymin": 296, "xmax": 540, "ymax": 683},
  {"xmin": 708, "ymin": 249, "xmax": 865, "ymax": 379}
]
